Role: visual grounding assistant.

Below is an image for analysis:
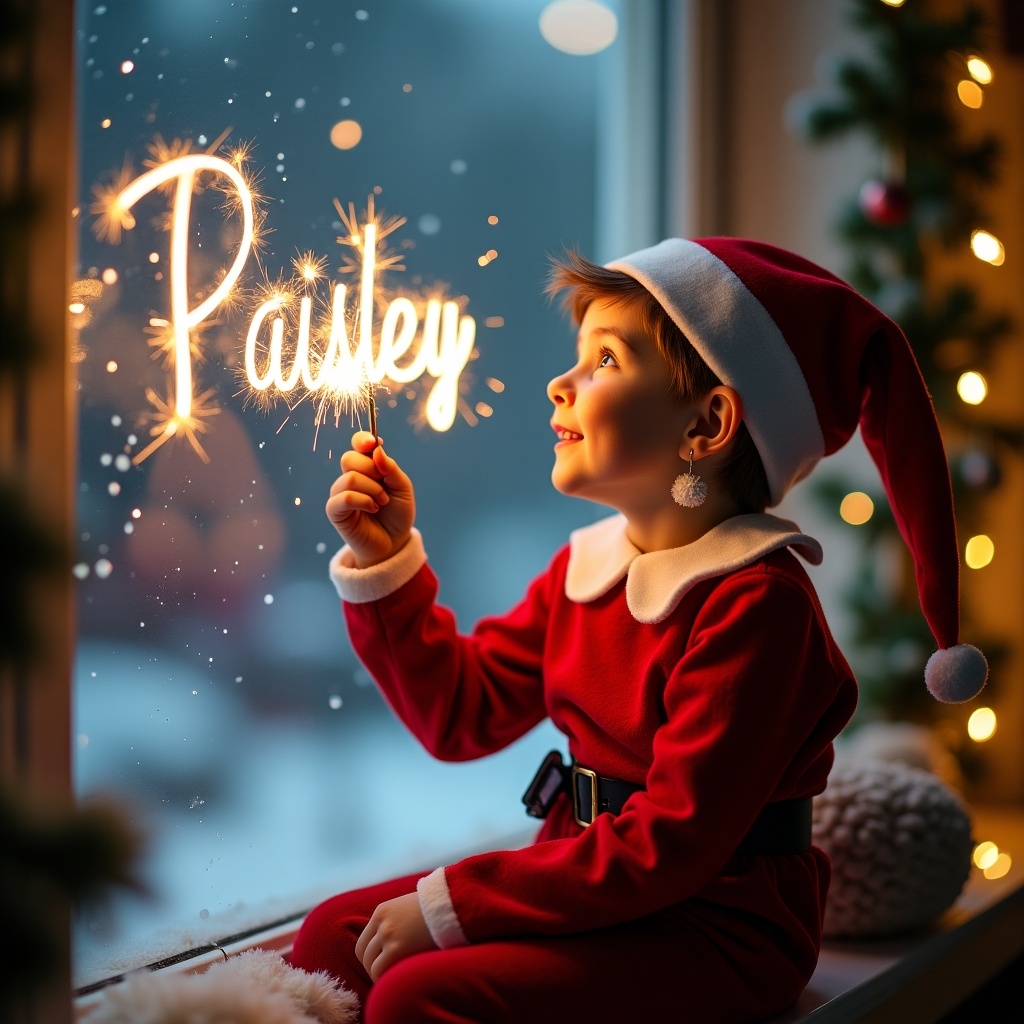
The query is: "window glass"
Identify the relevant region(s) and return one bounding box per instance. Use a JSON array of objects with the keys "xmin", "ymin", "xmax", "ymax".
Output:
[{"xmin": 73, "ymin": 0, "xmax": 616, "ymax": 986}]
